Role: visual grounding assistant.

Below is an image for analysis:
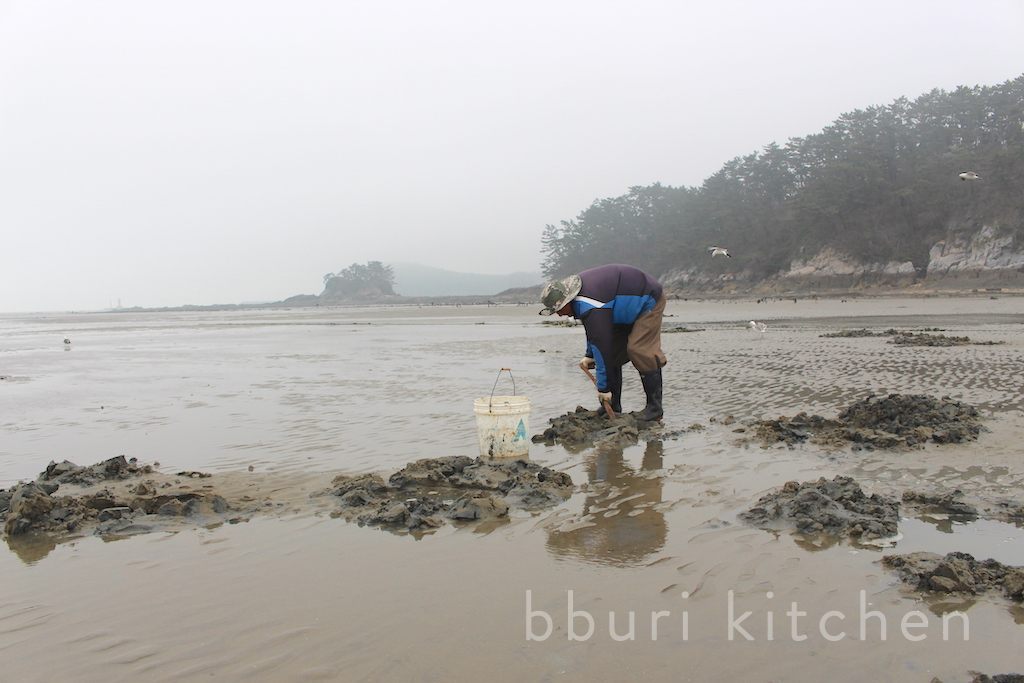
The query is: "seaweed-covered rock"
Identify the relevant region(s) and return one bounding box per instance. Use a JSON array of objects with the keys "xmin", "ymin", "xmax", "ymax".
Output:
[
  {"xmin": 4, "ymin": 483, "xmax": 56, "ymax": 536},
  {"xmin": 754, "ymin": 413, "xmax": 841, "ymax": 445},
  {"xmin": 838, "ymin": 394, "xmax": 980, "ymax": 438},
  {"xmin": 752, "ymin": 394, "xmax": 982, "ymax": 449},
  {"xmin": 387, "ymin": 456, "xmax": 474, "ymax": 489},
  {"xmin": 820, "ymin": 328, "xmax": 896, "ymax": 338},
  {"xmin": 740, "ymin": 476, "xmax": 899, "ymax": 541},
  {"xmin": 39, "ymin": 455, "xmax": 153, "ymax": 485},
  {"xmin": 331, "ymin": 456, "xmax": 573, "ymax": 533},
  {"xmin": 818, "ymin": 329, "xmax": 1002, "ymax": 346},
  {"xmin": 2, "ymin": 456, "xmax": 237, "ymax": 545},
  {"xmin": 332, "ymin": 474, "xmax": 388, "ymax": 507},
  {"xmin": 889, "ymin": 332, "xmax": 974, "ymax": 346},
  {"xmin": 982, "ymin": 498, "xmax": 1024, "ymax": 523},
  {"xmin": 883, "ymin": 551, "xmax": 1024, "ymax": 602},
  {"xmin": 902, "ymin": 489, "xmax": 979, "ymax": 517},
  {"xmin": 448, "ymin": 495, "xmax": 510, "ymax": 521},
  {"xmin": 888, "ymin": 332, "xmax": 1003, "ymax": 347},
  {"xmin": 531, "ymin": 406, "xmax": 659, "ymax": 448},
  {"xmin": 968, "ymin": 675, "xmax": 1024, "ymax": 683}
]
